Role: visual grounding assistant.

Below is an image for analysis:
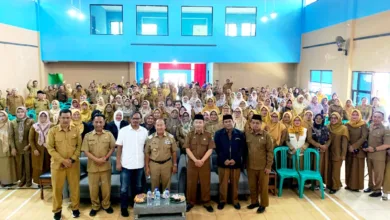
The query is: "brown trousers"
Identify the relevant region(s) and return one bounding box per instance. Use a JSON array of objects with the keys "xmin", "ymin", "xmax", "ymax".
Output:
[
  {"xmin": 89, "ymin": 170, "xmax": 112, "ymax": 210},
  {"xmin": 218, "ymin": 167, "xmax": 240, "ymax": 204},
  {"xmin": 367, "ymin": 158, "xmax": 386, "ymax": 192},
  {"xmin": 32, "ymin": 149, "xmax": 51, "ymax": 184},
  {"xmin": 345, "ymin": 155, "xmax": 365, "ymax": 190},
  {"xmin": 150, "ymin": 161, "xmax": 172, "ymax": 191},
  {"xmin": 51, "ymin": 161, "xmax": 80, "ymax": 213},
  {"xmin": 248, "ymin": 168, "xmax": 269, "ymax": 207},
  {"xmin": 383, "ymin": 157, "xmax": 390, "ymax": 193},
  {"xmin": 186, "ymin": 160, "xmax": 211, "ymax": 206},
  {"xmin": 327, "ymin": 160, "xmax": 342, "ymax": 190},
  {"xmin": 15, "ymin": 153, "xmax": 32, "ymax": 184}
]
